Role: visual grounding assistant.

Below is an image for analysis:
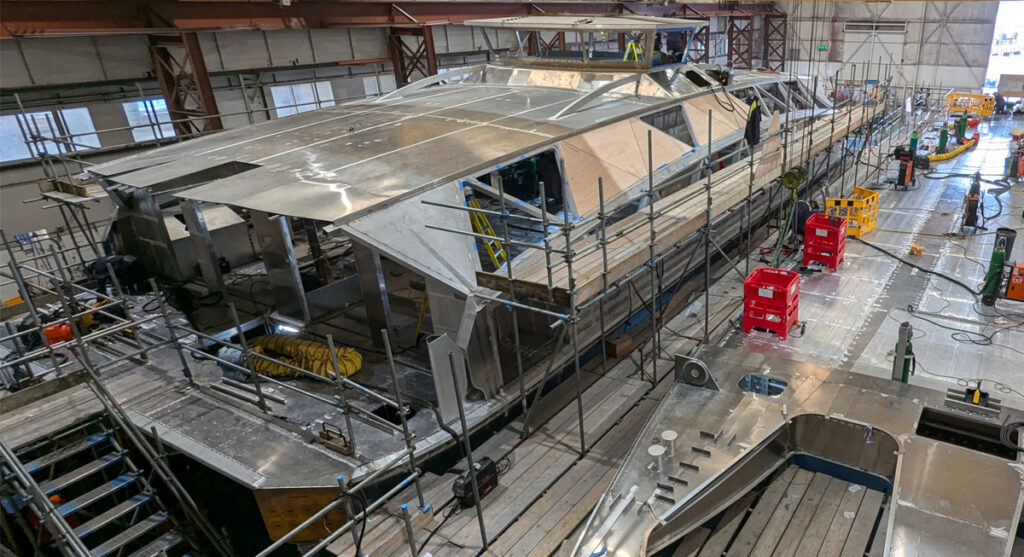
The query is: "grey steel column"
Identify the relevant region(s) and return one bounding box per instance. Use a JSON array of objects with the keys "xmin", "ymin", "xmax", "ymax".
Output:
[
  {"xmin": 180, "ymin": 199, "xmax": 225, "ymax": 293},
  {"xmin": 303, "ymin": 219, "xmax": 331, "ymax": 285},
  {"xmin": 251, "ymin": 210, "xmax": 311, "ymax": 322},
  {"xmin": 352, "ymin": 241, "xmax": 394, "ymax": 348}
]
